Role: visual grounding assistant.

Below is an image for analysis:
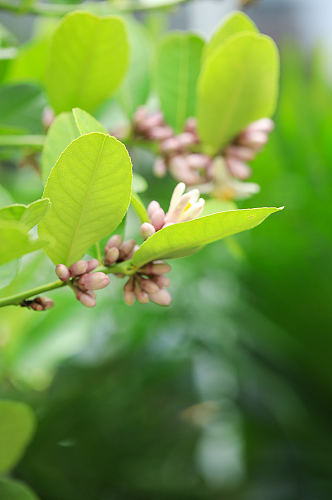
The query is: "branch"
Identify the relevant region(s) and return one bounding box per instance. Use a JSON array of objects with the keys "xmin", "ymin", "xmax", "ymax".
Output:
[
  {"xmin": 0, "ymin": 260, "xmax": 136, "ymax": 308},
  {"xmin": 0, "ymin": 0, "xmax": 191, "ymax": 17}
]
